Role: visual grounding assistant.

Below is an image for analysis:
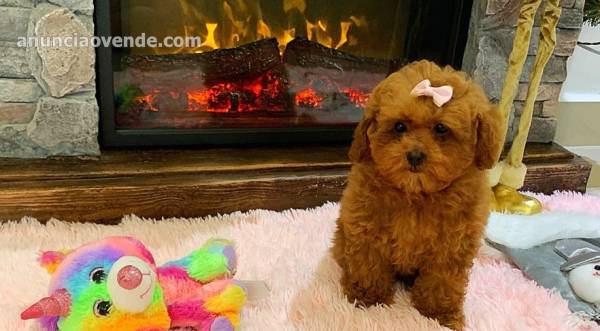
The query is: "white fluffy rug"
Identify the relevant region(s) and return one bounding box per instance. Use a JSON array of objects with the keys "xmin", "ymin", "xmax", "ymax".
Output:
[
  {"xmin": 487, "ymin": 211, "xmax": 600, "ymax": 249},
  {"xmin": 1, "ymin": 203, "xmax": 598, "ymax": 331},
  {"xmin": 486, "ymin": 191, "xmax": 600, "ymax": 249}
]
